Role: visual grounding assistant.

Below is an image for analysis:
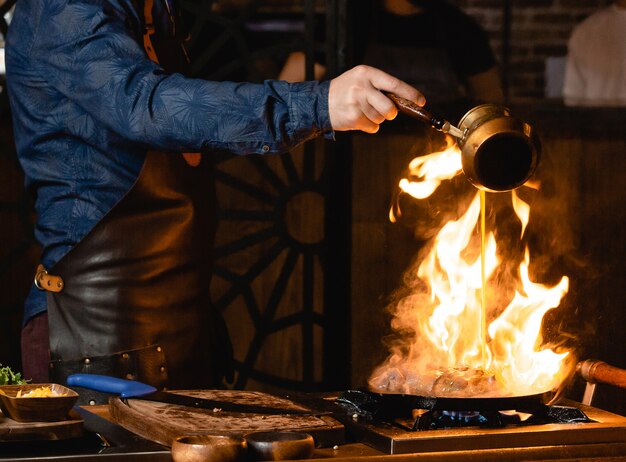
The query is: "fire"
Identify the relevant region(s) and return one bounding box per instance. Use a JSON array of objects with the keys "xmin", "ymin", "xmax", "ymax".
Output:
[
  {"xmin": 419, "ymin": 194, "xmax": 498, "ymax": 368},
  {"xmin": 391, "ymin": 137, "xmax": 462, "ymax": 222},
  {"xmin": 370, "ymin": 140, "xmax": 572, "ymax": 398},
  {"xmin": 512, "ymin": 190, "xmax": 530, "ymax": 237},
  {"xmin": 488, "ymin": 250, "xmax": 570, "ymax": 396}
]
